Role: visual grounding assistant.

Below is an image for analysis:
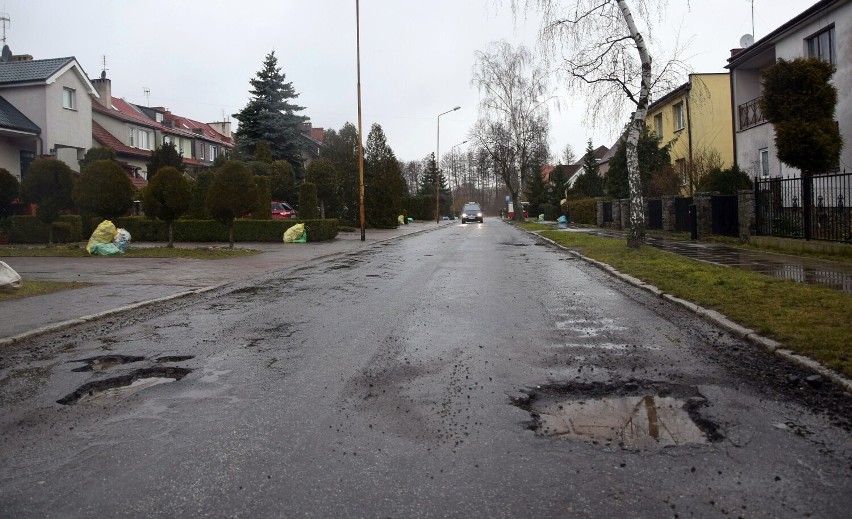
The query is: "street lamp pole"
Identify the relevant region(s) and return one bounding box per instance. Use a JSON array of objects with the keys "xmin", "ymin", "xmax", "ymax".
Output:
[
  {"xmin": 355, "ymin": 0, "xmax": 366, "ymax": 241},
  {"xmin": 436, "ymin": 106, "xmax": 460, "ymax": 224}
]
